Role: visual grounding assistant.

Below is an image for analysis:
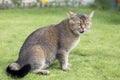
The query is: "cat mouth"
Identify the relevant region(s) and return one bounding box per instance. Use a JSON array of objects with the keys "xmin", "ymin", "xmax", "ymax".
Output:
[{"xmin": 79, "ymin": 28, "xmax": 84, "ymax": 33}]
